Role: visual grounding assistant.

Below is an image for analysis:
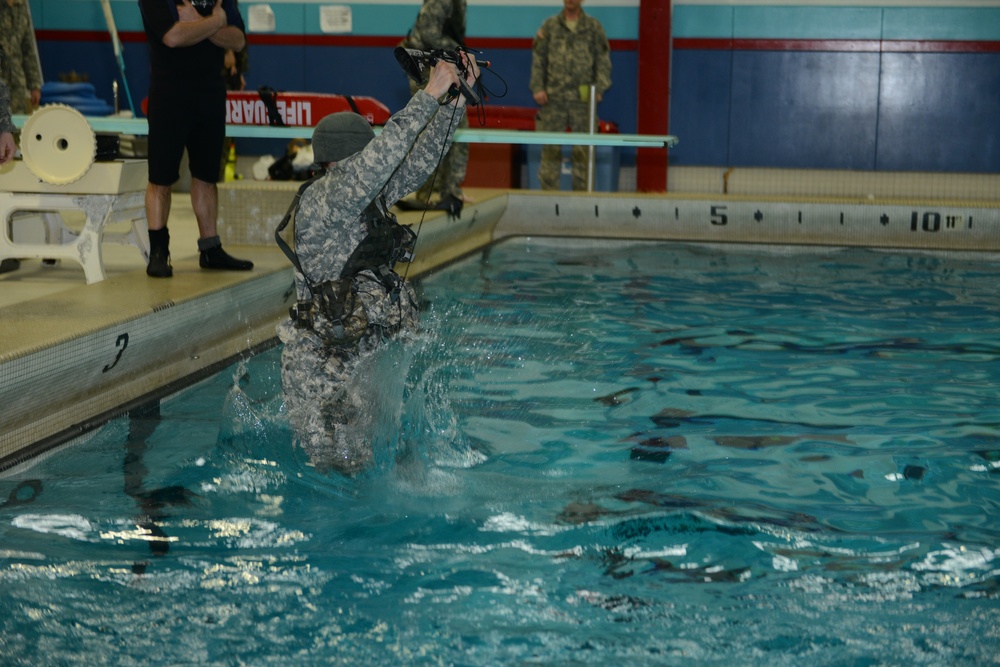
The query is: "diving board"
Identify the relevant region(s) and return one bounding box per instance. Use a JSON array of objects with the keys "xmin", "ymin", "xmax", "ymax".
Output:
[{"xmin": 11, "ymin": 115, "xmax": 679, "ymax": 149}]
